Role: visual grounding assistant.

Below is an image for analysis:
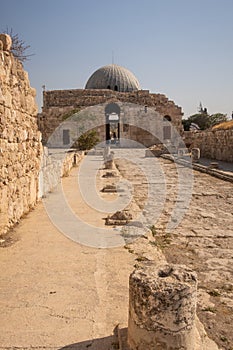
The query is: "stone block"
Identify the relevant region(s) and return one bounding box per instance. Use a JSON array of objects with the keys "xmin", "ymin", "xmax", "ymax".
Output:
[
  {"xmin": 128, "ymin": 262, "xmax": 197, "ymax": 350},
  {"xmin": 0, "ymin": 34, "xmax": 12, "ymax": 51}
]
